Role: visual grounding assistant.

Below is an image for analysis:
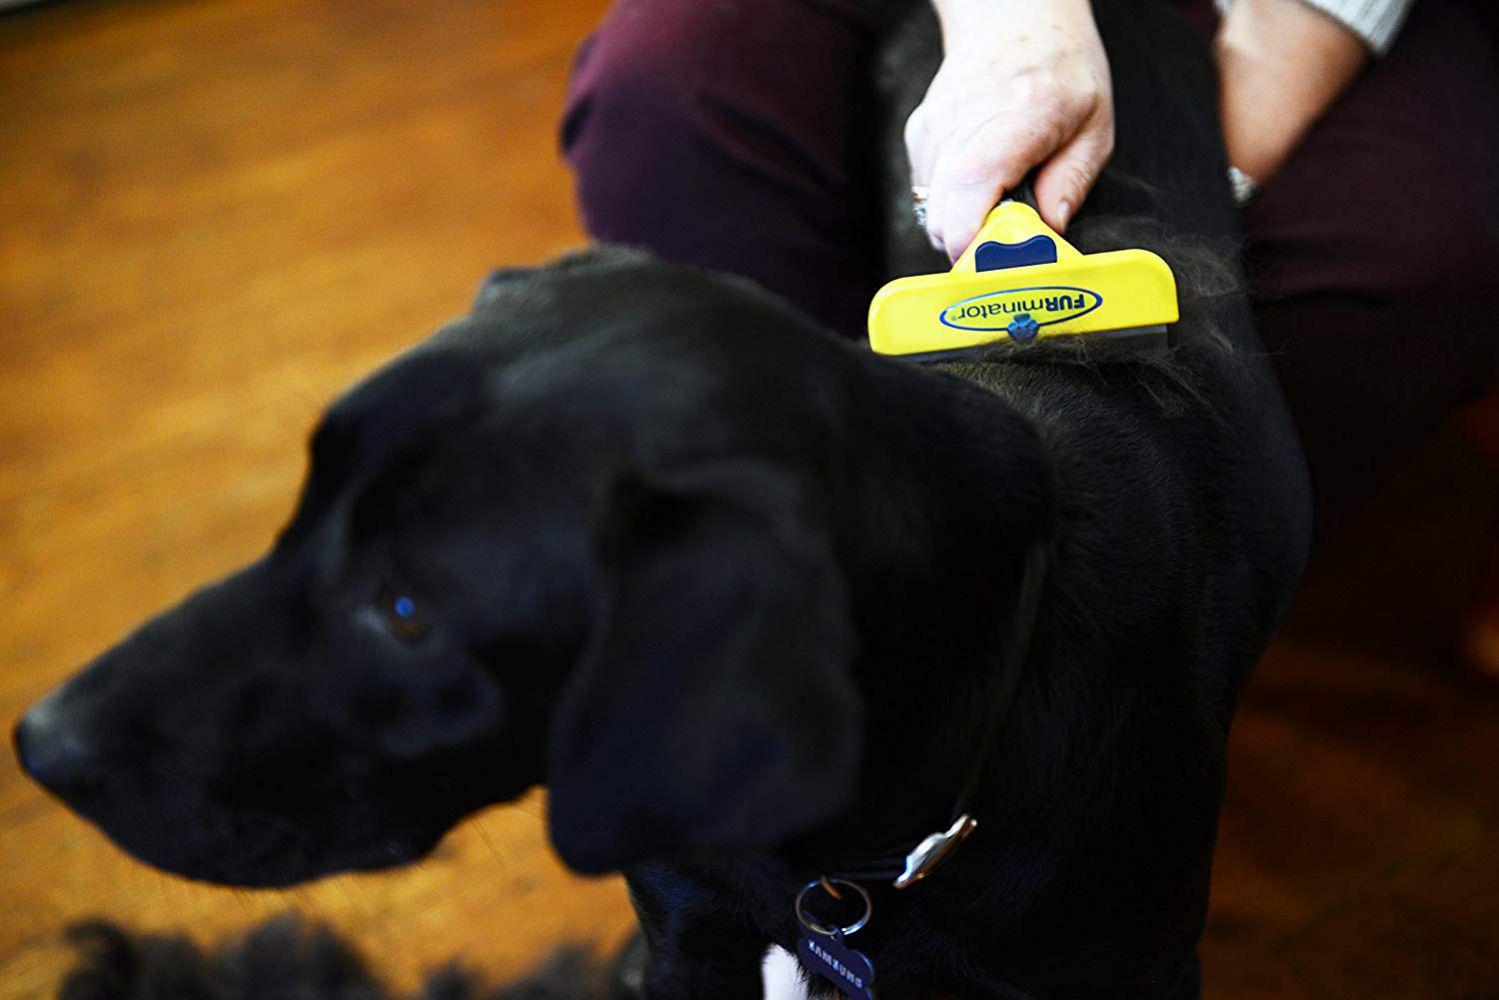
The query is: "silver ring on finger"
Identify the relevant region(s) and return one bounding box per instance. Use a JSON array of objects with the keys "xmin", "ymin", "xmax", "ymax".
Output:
[{"xmin": 911, "ymin": 184, "xmax": 930, "ymax": 228}]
